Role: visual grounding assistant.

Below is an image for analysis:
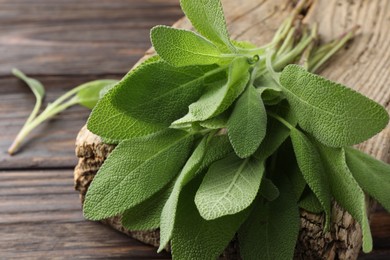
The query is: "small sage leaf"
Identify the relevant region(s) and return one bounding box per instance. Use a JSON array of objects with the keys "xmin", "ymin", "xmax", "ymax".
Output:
[
  {"xmin": 151, "ymin": 26, "xmax": 223, "ymax": 66},
  {"xmin": 227, "ymin": 85, "xmax": 267, "ymax": 158},
  {"xmin": 76, "ymin": 79, "xmax": 118, "ymax": 109},
  {"xmin": 195, "ymin": 153, "xmax": 264, "ymax": 220}
]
